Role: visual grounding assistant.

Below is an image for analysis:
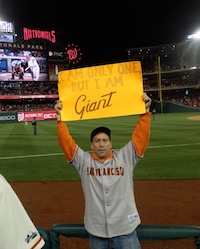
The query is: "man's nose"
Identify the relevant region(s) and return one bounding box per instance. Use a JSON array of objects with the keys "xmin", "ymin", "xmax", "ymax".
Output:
[{"xmin": 99, "ymin": 140, "xmax": 104, "ymax": 146}]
